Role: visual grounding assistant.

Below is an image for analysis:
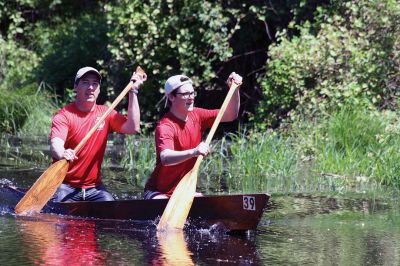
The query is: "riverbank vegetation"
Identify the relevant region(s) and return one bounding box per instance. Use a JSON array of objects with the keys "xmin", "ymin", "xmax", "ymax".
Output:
[
  {"xmin": 118, "ymin": 106, "xmax": 400, "ymax": 193},
  {"xmin": 0, "ymin": 0, "xmax": 399, "ymax": 191}
]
